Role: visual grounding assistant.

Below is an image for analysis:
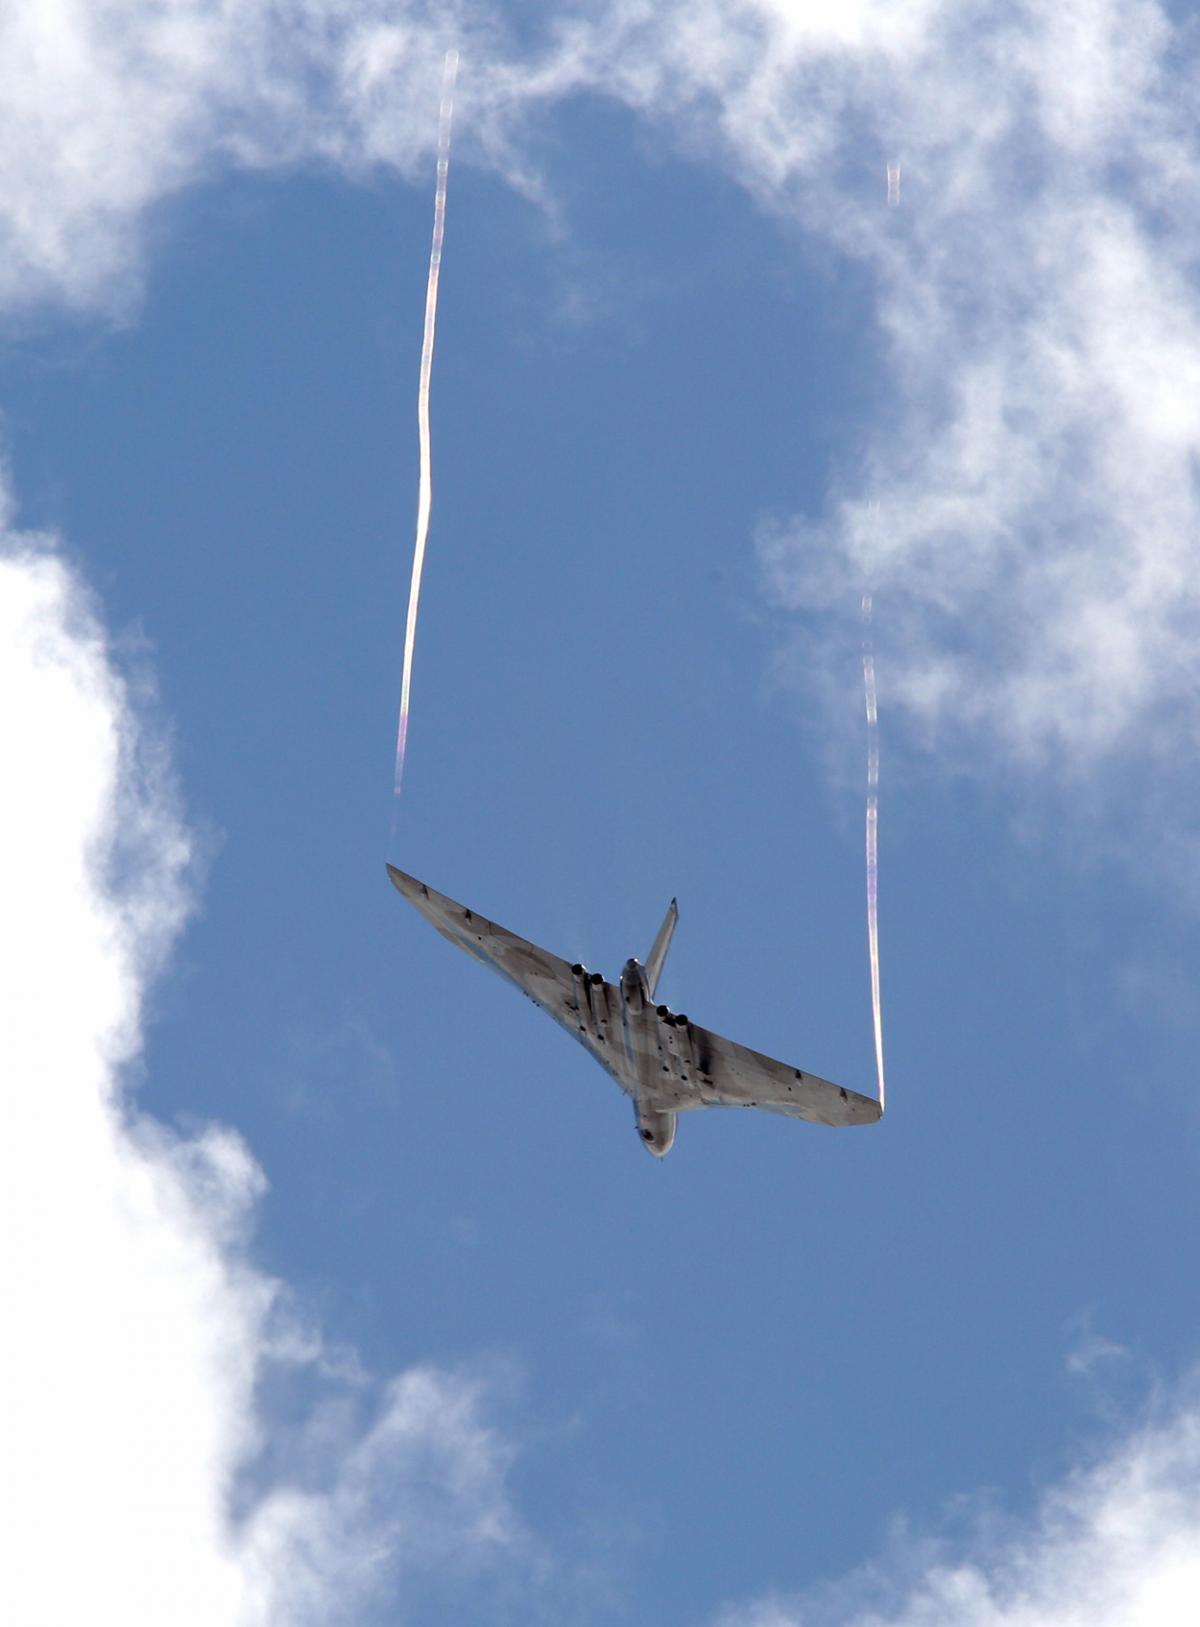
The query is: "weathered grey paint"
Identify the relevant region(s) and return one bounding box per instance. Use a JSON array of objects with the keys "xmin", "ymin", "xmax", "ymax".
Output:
[{"xmin": 386, "ymin": 865, "xmax": 881, "ymax": 1158}]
